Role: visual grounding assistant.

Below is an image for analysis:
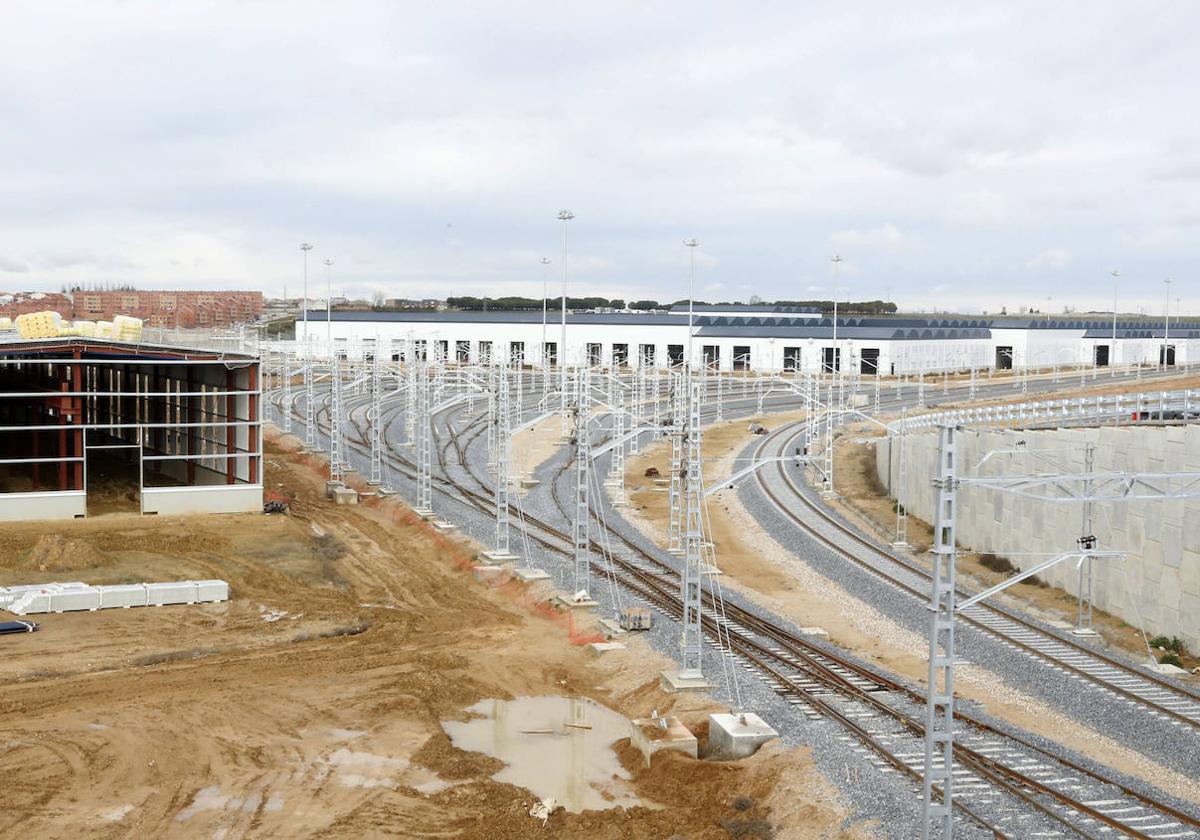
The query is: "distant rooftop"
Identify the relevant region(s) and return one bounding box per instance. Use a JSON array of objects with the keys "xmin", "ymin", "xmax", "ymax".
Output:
[{"xmin": 667, "ymin": 303, "xmax": 821, "ymax": 314}]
